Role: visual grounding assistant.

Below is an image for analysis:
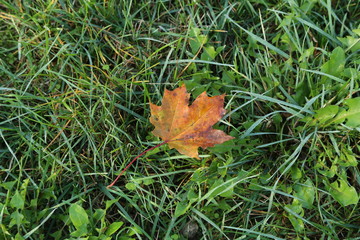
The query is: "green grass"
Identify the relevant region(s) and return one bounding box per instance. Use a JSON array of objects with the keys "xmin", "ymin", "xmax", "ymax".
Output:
[{"xmin": 1, "ymin": 0, "xmax": 360, "ymax": 239}]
